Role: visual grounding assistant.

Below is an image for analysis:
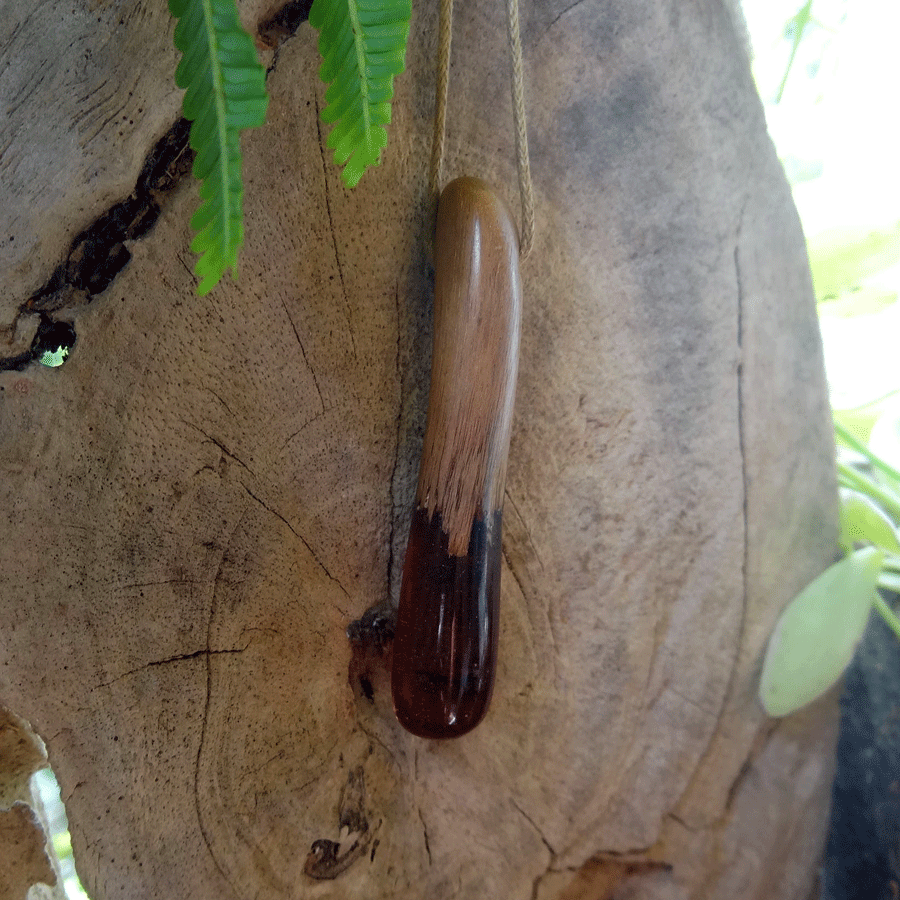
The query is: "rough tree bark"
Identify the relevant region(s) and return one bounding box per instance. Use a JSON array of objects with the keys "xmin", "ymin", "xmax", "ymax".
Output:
[{"xmin": 0, "ymin": 0, "xmax": 838, "ymax": 898}]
